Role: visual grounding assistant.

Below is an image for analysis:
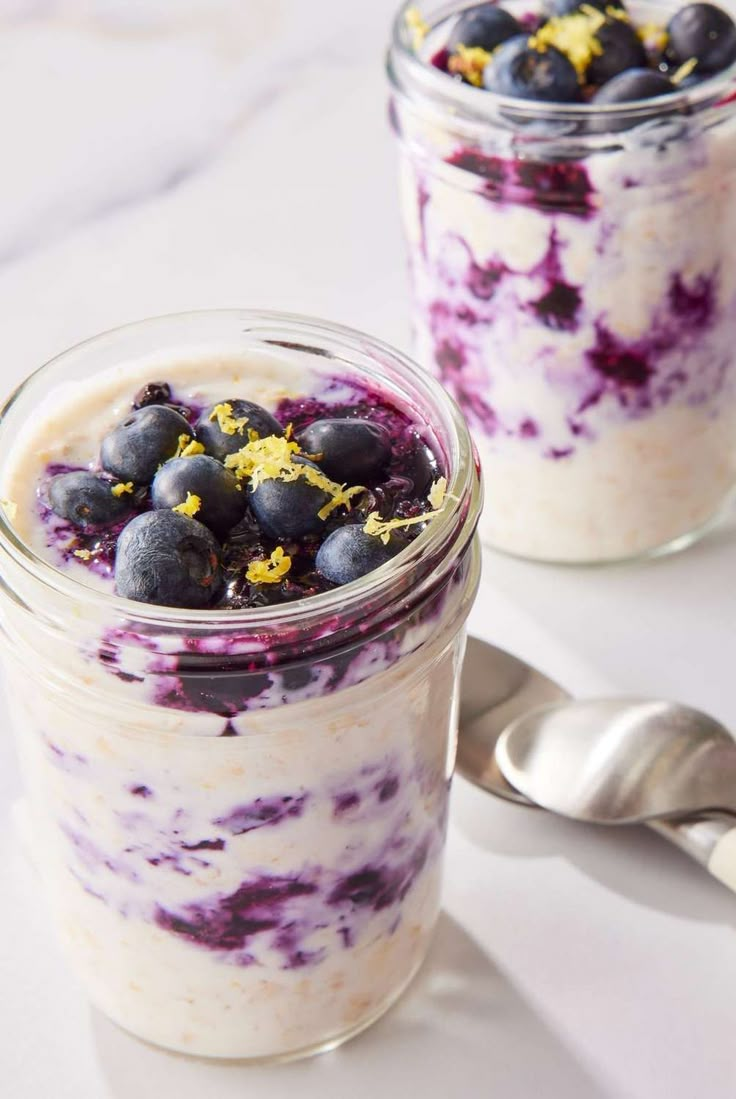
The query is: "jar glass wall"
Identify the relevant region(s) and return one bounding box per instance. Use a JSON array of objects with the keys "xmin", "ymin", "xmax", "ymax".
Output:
[
  {"xmin": 388, "ymin": 1, "xmax": 736, "ymax": 562},
  {"xmin": 0, "ymin": 311, "xmax": 481, "ymax": 1061}
]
